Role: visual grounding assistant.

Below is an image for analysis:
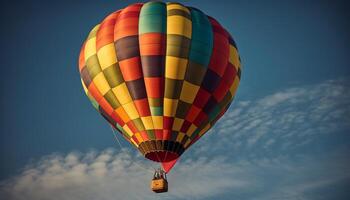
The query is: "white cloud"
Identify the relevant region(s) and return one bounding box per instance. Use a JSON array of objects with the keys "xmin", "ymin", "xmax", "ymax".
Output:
[
  {"xmin": 0, "ymin": 149, "xmax": 251, "ymax": 200},
  {"xmin": 202, "ymin": 79, "xmax": 350, "ymax": 155},
  {"xmin": 1, "ymin": 79, "xmax": 350, "ymax": 200},
  {"xmin": 1, "ymin": 147, "xmax": 348, "ymax": 200}
]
